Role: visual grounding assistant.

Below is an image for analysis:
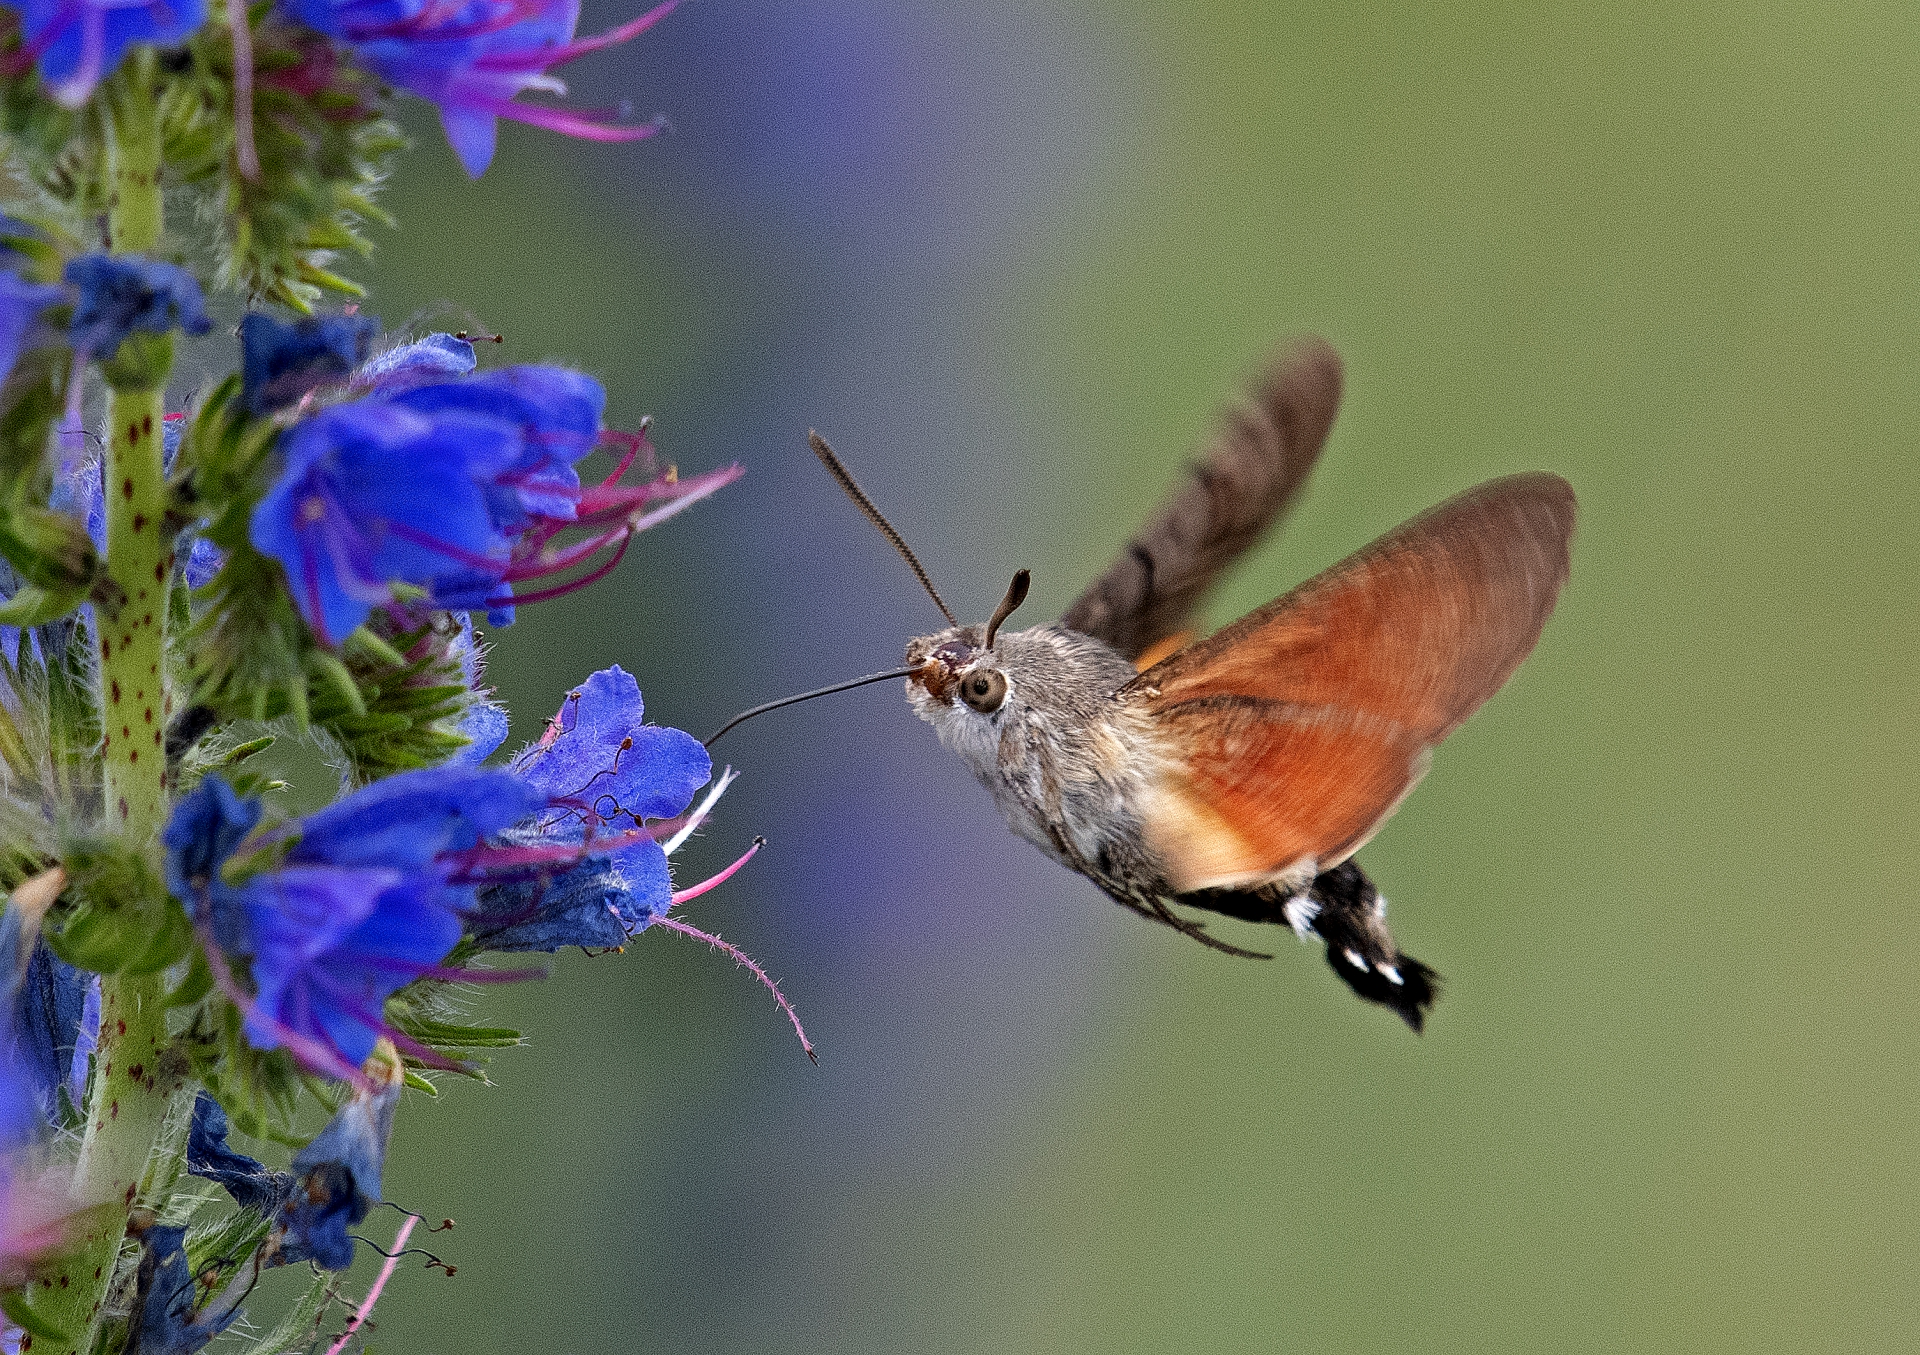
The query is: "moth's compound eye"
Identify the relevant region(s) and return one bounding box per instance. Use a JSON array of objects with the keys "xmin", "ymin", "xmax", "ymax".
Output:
[{"xmin": 960, "ymin": 668, "xmax": 1008, "ymax": 714}]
